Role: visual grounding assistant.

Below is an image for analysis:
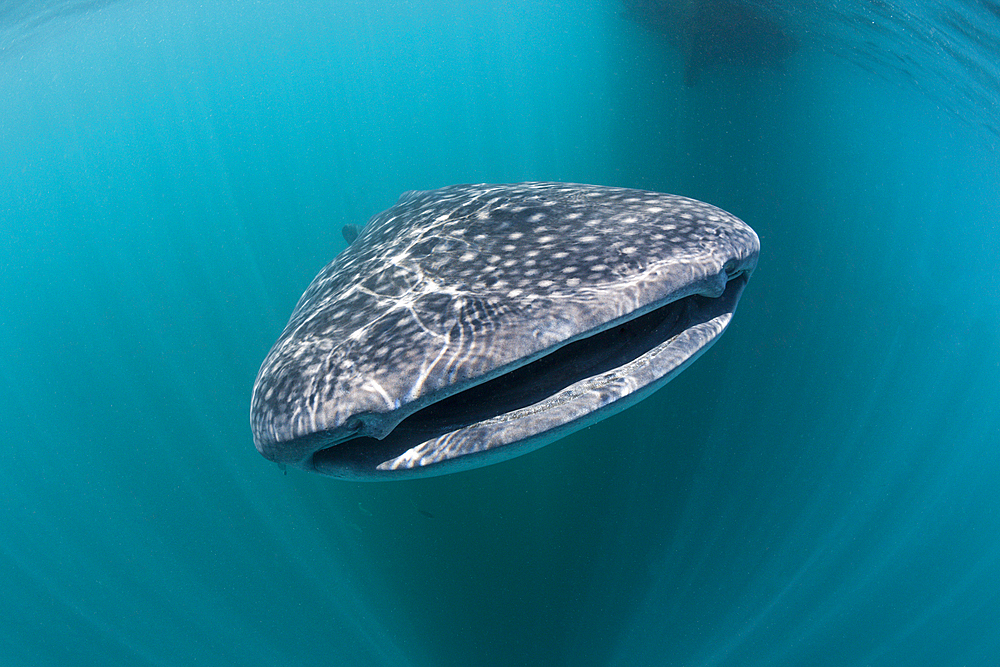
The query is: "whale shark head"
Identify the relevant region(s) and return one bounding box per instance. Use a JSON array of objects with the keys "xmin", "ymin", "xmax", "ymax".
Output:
[{"xmin": 251, "ymin": 182, "xmax": 759, "ymax": 480}]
